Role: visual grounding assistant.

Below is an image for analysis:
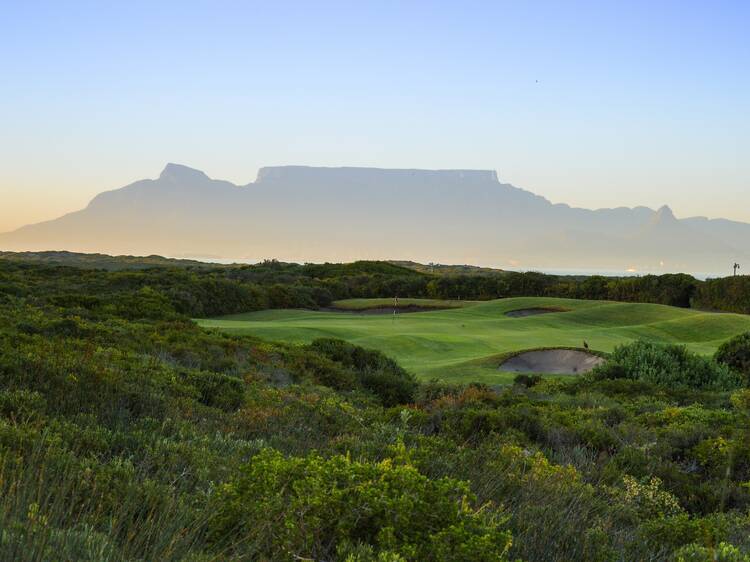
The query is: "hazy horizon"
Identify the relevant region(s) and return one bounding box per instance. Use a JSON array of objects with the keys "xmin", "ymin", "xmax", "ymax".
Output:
[{"xmin": 2, "ymin": 1, "xmax": 749, "ymax": 233}]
